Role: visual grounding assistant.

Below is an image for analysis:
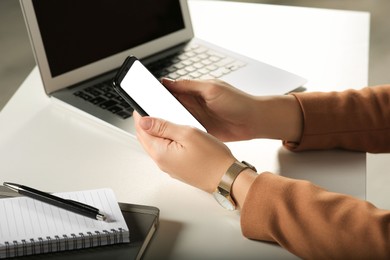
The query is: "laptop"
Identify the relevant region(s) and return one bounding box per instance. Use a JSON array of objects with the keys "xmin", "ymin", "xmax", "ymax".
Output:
[{"xmin": 20, "ymin": 0, "xmax": 306, "ymax": 135}]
